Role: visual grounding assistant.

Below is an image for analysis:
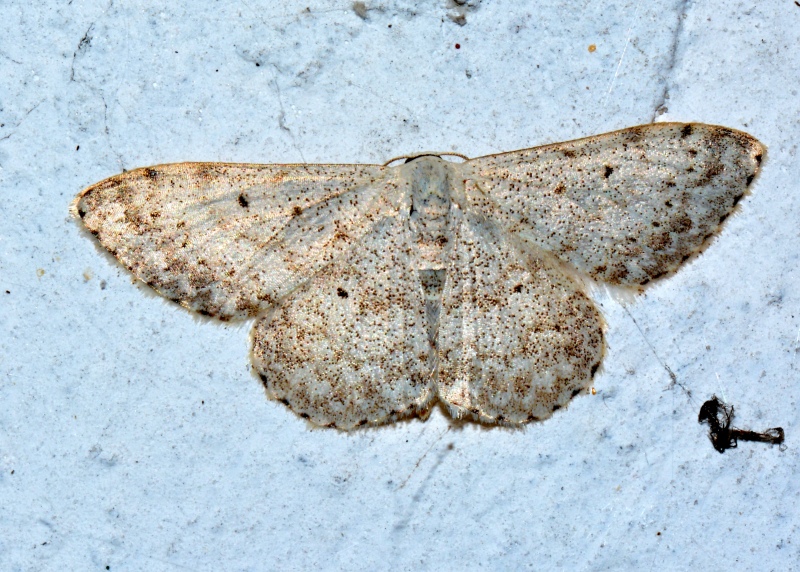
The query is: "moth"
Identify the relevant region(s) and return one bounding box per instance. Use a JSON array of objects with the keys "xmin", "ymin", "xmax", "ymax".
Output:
[{"xmin": 73, "ymin": 123, "xmax": 764, "ymax": 429}]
